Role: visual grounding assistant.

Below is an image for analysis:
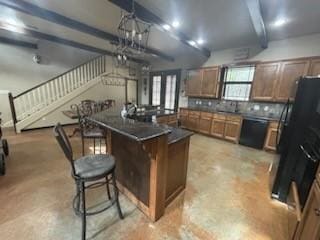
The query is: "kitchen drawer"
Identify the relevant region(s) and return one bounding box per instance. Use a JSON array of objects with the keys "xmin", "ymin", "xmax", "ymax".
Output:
[
  {"xmin": 200, "ymin": 112, "xmax": 213, "ymax": 119},
  {"xmin": 226, "ymin": 115, "xmax": 242, "ymax": 122},
  {"xmin": 157, "ymin": 116, "xmax": 168, "ymax": 124},
  {"xmin": 213, "ymin": 113, "xmax": 226, "ymax": 120},
  {"xmin": 189, "ymin": 110, "xmax": 200, "ymax": 117}
]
